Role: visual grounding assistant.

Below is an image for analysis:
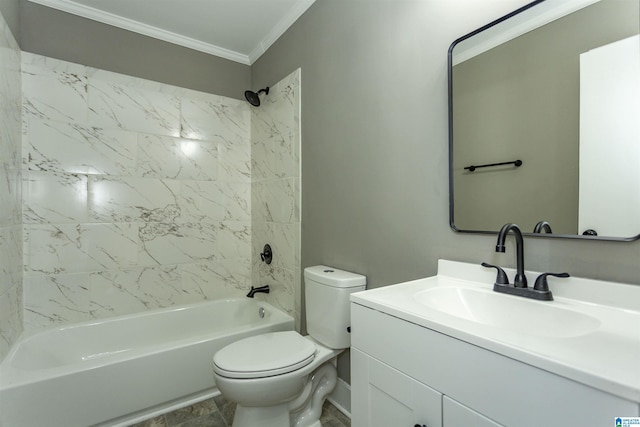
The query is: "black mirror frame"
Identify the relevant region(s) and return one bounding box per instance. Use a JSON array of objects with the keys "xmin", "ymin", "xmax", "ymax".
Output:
[{"xmin": 447, "ymin": 0, "xmax": 640, "ymax": 242}]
